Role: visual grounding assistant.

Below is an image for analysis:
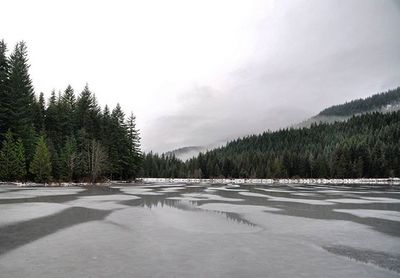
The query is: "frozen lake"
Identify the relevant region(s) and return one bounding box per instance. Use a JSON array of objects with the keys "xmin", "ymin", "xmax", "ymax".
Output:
[{"xmin": 0, "ymin": 183, "xmax": 399, "ymax": 277}]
